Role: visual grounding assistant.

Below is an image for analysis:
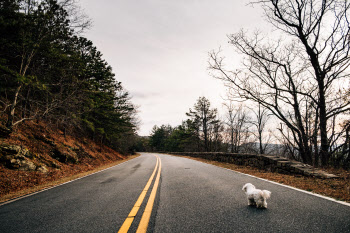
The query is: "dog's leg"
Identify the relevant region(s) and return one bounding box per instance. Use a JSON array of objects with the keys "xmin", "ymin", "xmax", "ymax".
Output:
[
  {"xmin": 248, "ymin": 198, "xmax": 256, "ymax": 206},
  {"xmin": 256, "ymin": 200, "xmax": 267, "ymax": 208}
]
